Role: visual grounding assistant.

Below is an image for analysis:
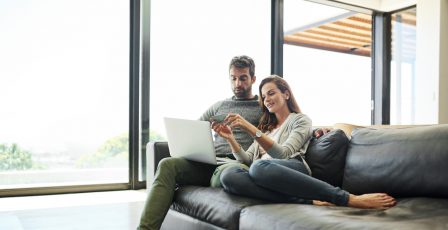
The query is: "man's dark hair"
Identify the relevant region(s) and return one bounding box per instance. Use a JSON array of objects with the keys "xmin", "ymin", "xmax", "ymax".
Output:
[{"xmin": 229, "ymin": 55, "xmax": 255, "ymax": 77}]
